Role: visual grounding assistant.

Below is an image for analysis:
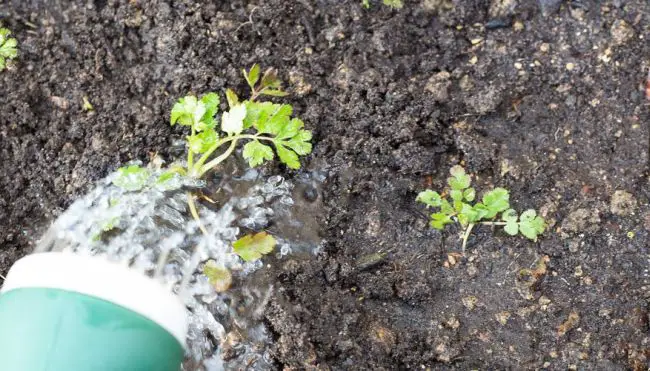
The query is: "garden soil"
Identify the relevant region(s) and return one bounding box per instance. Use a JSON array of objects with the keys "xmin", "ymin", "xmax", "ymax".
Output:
[{"xmin": 1, "ymin": 0, "xmax": 649, "ymax": 369}]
